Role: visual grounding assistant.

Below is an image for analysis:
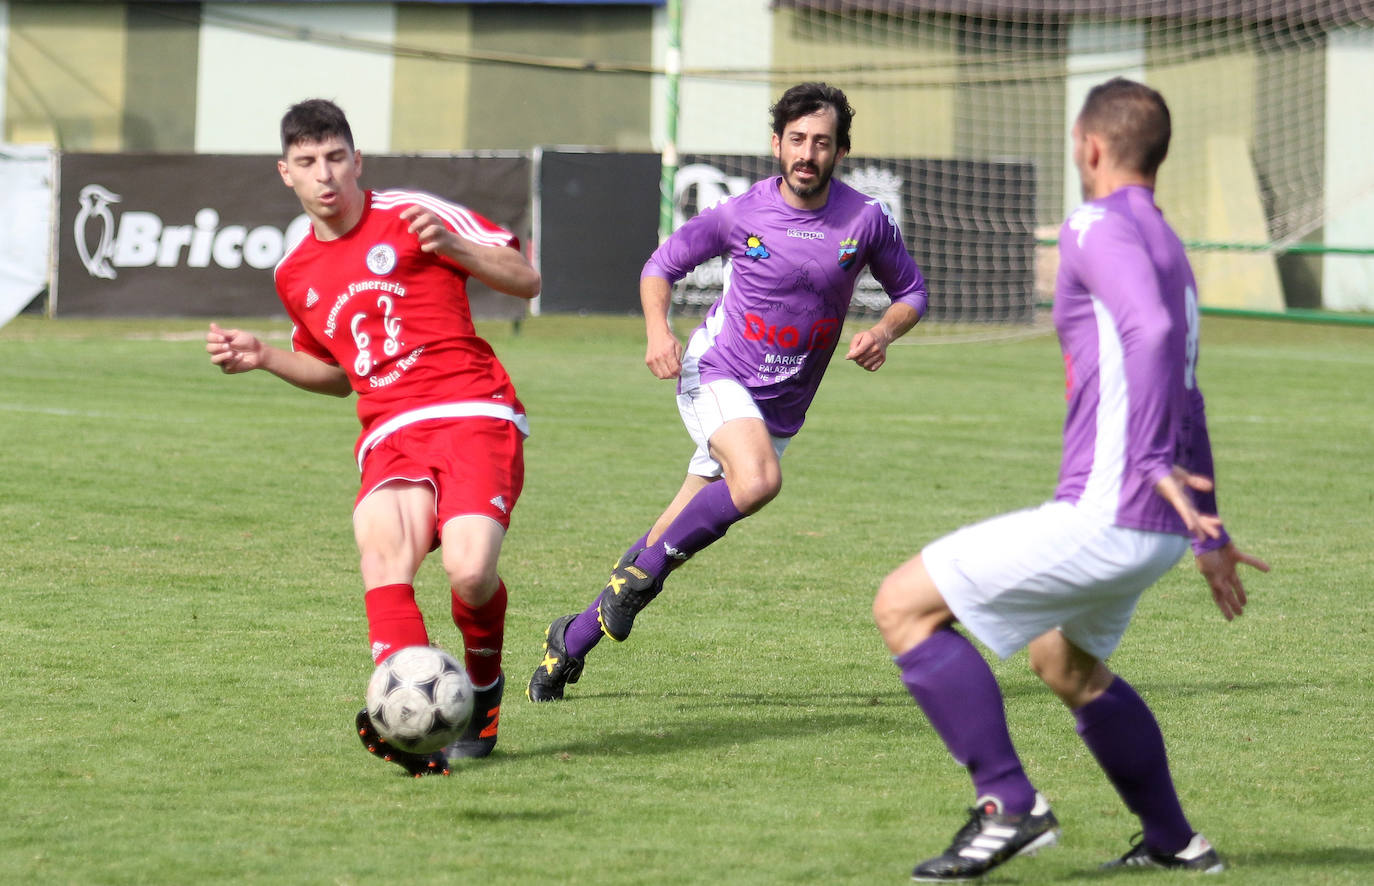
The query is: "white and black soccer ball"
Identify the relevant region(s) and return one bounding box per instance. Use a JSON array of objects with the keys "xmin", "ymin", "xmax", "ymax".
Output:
[{"xmin": 365, "ymin": 645, "xmax": 474, "ymax": 754}]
